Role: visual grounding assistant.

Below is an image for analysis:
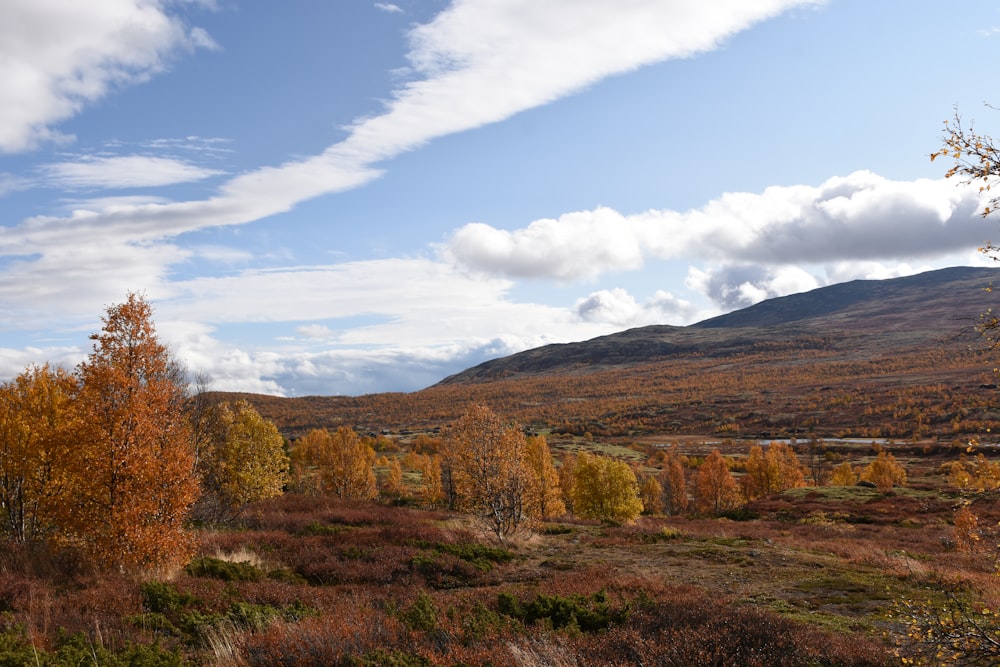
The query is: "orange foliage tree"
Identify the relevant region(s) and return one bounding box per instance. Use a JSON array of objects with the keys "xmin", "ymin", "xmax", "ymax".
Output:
[
  {"xmin": 292, "ymin": 426, "xmax": 377, "ymax": 499},
  {"xmin": 441, "ymin": 404, "xmax": 535, "ymax": 541},
  {"xmin": 695, "ymin": 450, "xmax": 742, "ymax": 516},
  {"xmin": 0, "ymin": 364, "xmax": 78, "ymax": 545},
  {"xmin": 525, "ymin": 435, "xmax": 565, "ymax": 520},
  {"xmin": 659, "ymin": 446, "xmax": 689, "ymax": 515},
  {"xmin": 639, "ymin": 474, "xmax": 664, "ymax": 515},
  {"xmin": 743, "ymin": 442, "xmax": 806, "ymax": 500},
  {"xmin": 861, "ymin": 451, "xmax": 907, "ymax": 491},
  {"xmin": 70, "ymin": 293, "xmax": 199, "ymax": 571}
]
